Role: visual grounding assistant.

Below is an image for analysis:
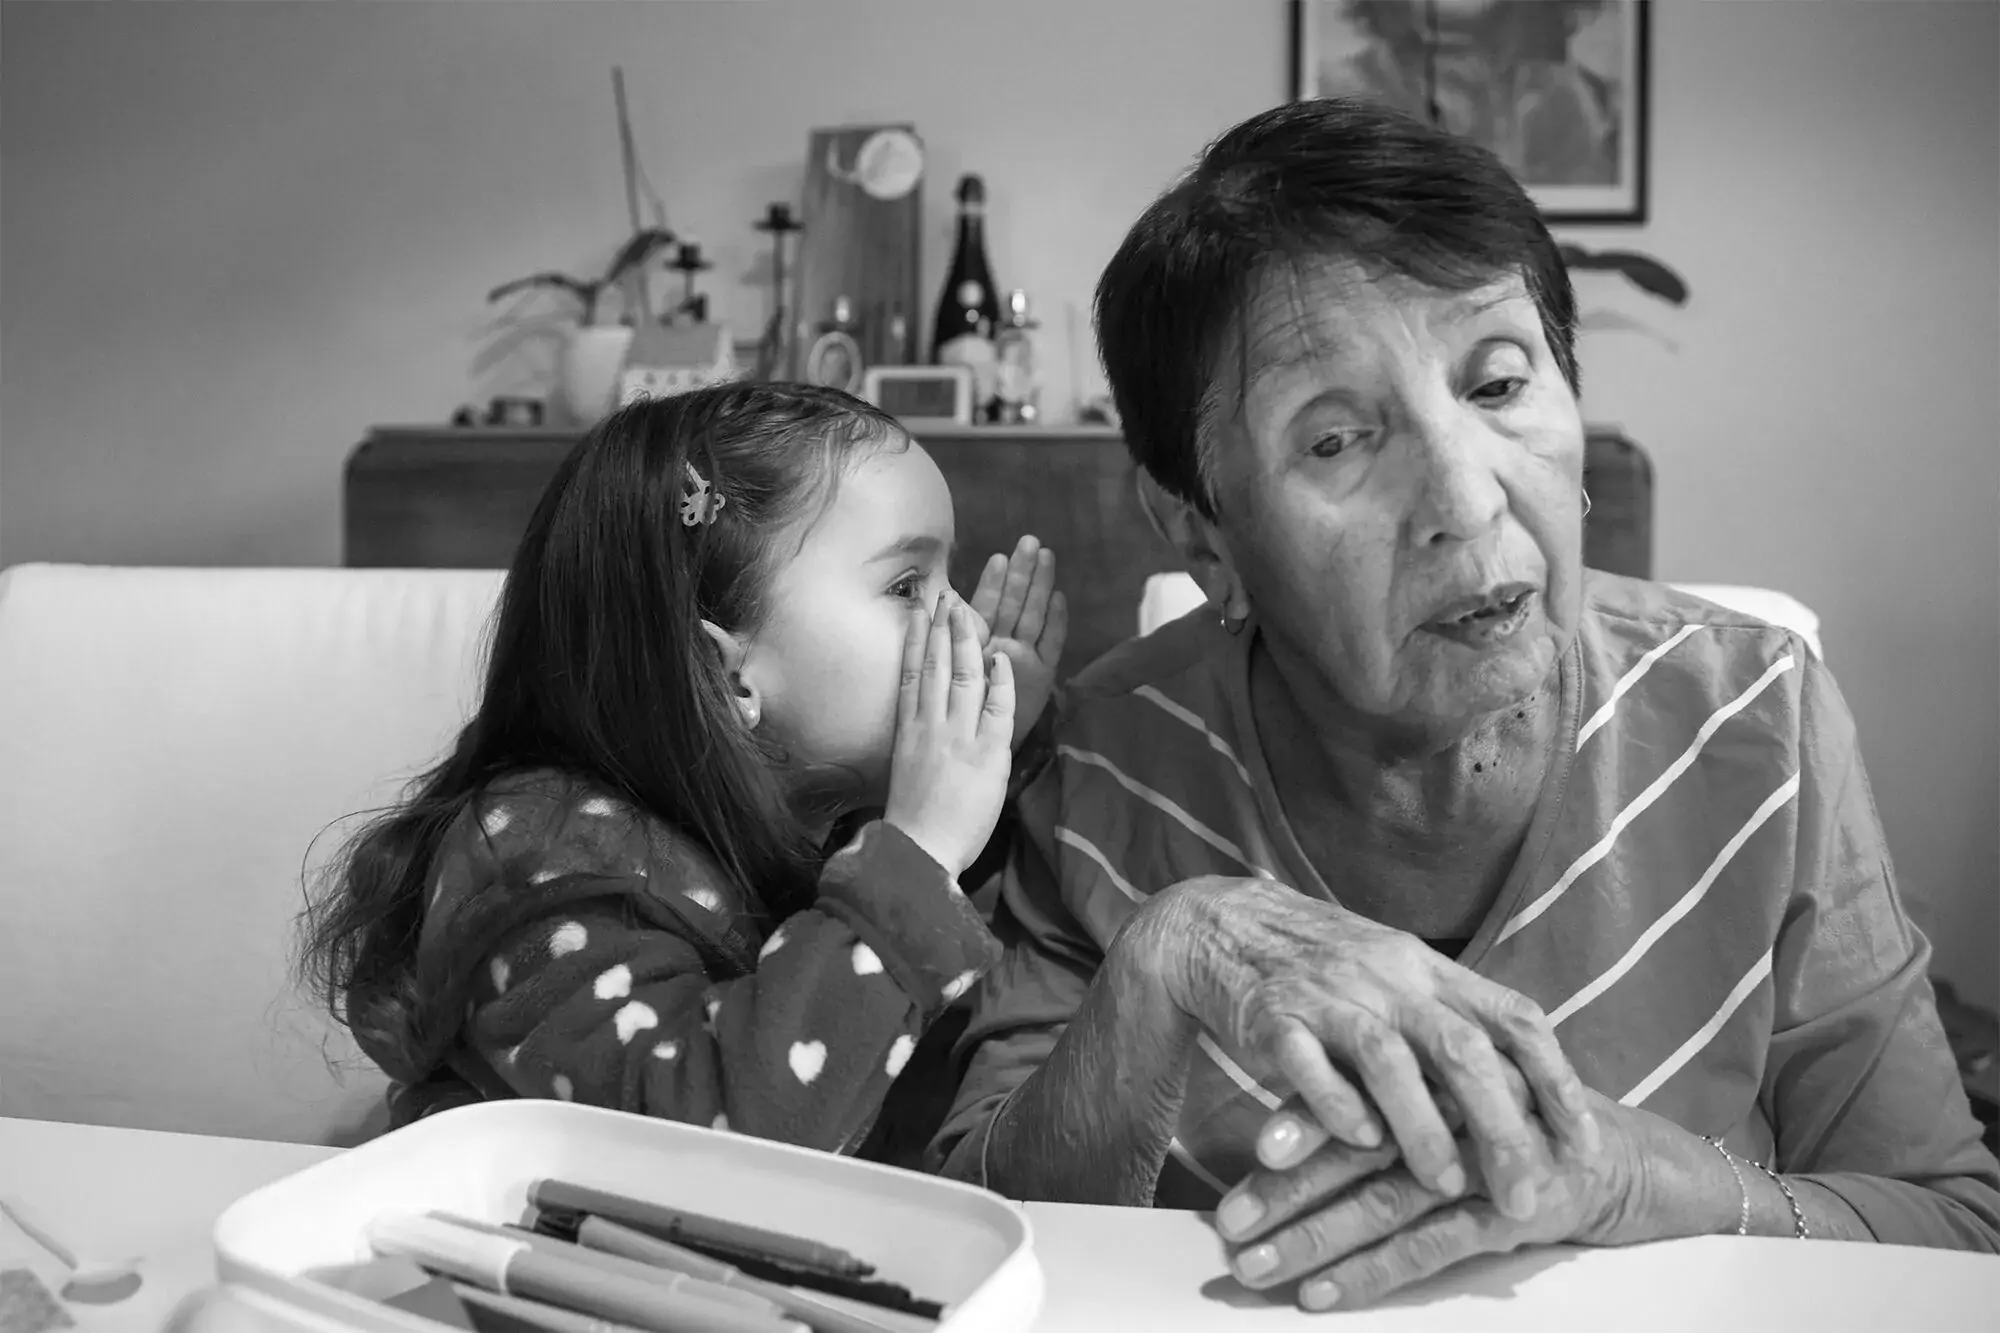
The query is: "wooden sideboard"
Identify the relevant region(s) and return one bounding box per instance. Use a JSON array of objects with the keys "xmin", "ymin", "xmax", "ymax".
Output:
[{"xmin": 345, "ymin": 424, "xmax": 1652, "ymax": 676}]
